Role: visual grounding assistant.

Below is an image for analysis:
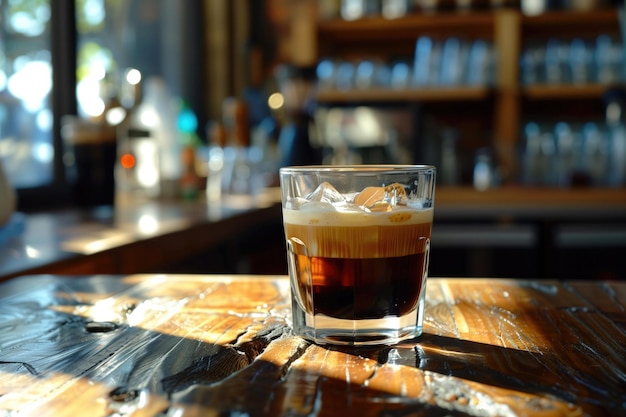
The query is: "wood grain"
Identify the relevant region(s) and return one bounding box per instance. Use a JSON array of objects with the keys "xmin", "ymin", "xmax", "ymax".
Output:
[{"xmin": 0, "ymin": 275, "xmax": 624, "ymax": 416}]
